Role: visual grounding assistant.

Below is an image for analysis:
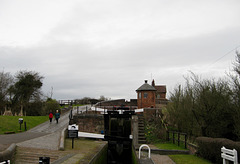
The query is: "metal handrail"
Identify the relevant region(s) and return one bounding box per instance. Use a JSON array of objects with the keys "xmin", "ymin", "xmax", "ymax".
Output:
[{"xmin": 139, "ymin": 144, "xmax": 151, "ymax": 159}]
